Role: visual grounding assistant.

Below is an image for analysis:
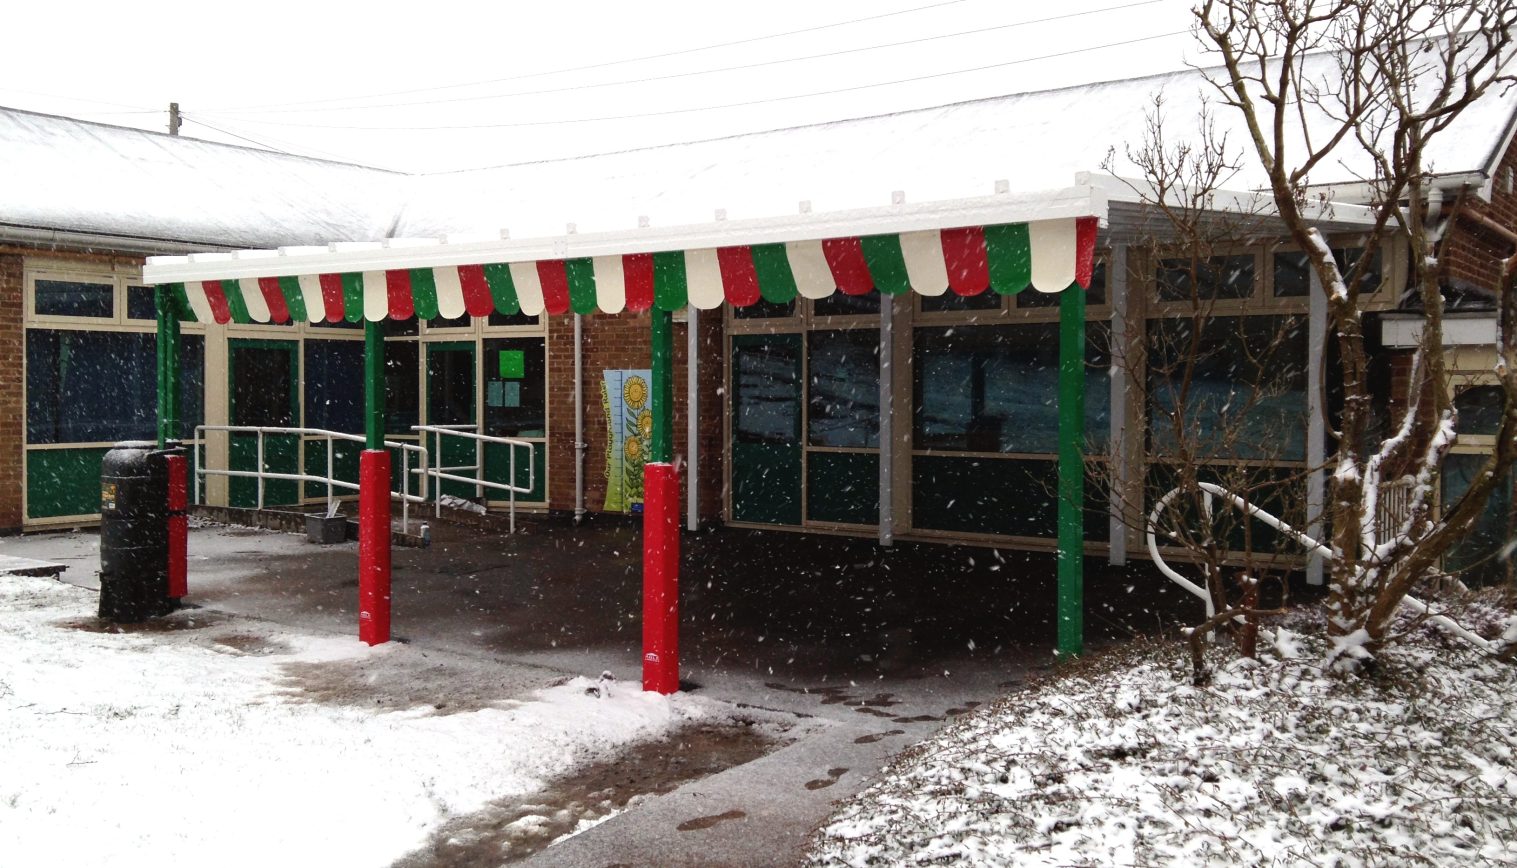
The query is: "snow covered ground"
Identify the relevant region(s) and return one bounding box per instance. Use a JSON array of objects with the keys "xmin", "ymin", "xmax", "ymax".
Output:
[
  {"xmin": 0, "ymin": 573, "xmax": 724, "ymax": 867},
  {"xmin": 807, "ymin": 610, "xmax": 1517, "ymax": 866}
]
